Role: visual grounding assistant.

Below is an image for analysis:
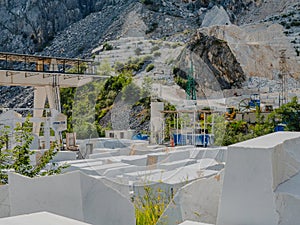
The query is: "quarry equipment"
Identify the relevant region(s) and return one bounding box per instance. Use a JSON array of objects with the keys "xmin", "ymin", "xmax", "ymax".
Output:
[
  {"xmin": 0, "ymin": 52, "xmax": 107, "ymax": 148},
  {"xmin": 225, "ymin": 107, "xmax": 237, "ymax": 120},
  {"xmin": 239, "ymin": 94, "xmax": 261, "ymax": 112}
]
